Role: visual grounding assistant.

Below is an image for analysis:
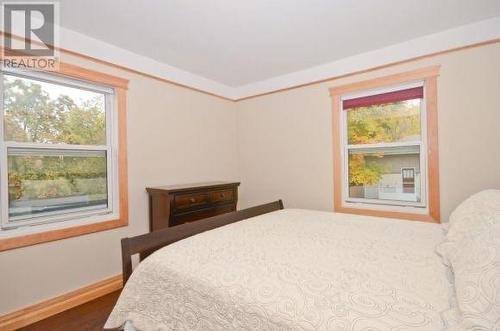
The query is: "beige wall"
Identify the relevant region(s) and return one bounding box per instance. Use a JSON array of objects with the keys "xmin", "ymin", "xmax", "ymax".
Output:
[
  {"xmin": 0, "ymin": 53, "xmax": 239, "ymax": 314},
  {"xmin": 236, "ymin": 43, "xmax": 500, "ymax": 220},
  {"xmin": 1, "ymin": 42, "xmax": 499, "ymax": 315}
]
